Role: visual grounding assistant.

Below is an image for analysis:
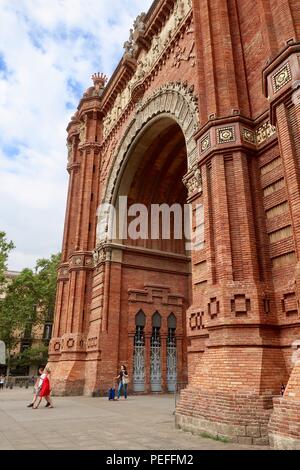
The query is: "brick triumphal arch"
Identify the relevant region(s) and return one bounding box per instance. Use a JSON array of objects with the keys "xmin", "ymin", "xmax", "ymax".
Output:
[{"xmin": 49, "ymin": 0, "xmax": 300, "ymax": 449}]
